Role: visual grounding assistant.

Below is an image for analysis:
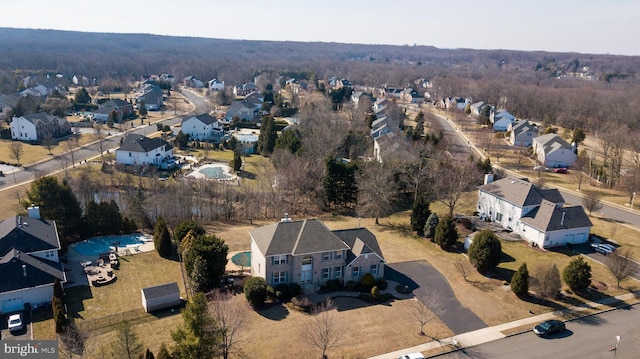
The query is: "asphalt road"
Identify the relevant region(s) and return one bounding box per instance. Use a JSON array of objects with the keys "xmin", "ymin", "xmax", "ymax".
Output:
[{"xmin": 438, "ymin": 305, "xmax": 640, "ymax": 359}]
